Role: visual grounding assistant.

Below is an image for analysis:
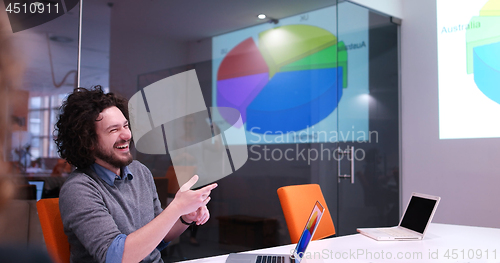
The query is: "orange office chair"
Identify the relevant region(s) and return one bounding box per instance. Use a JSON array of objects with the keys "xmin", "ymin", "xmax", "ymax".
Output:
[
  {"xmin": 37, "ymin": 198, "xmax": 70, "ymax": 263},
  {"xmin": 277, "ymin": 184, "xmax": 336, "ymax": 243}
]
